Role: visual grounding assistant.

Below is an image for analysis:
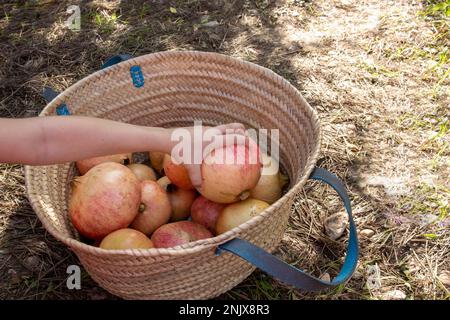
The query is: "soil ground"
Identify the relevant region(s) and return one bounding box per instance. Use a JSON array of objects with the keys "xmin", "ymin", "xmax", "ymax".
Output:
[{"xmin": 0, "ymin": 0, "xmax": 448, "ymax": 299}]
